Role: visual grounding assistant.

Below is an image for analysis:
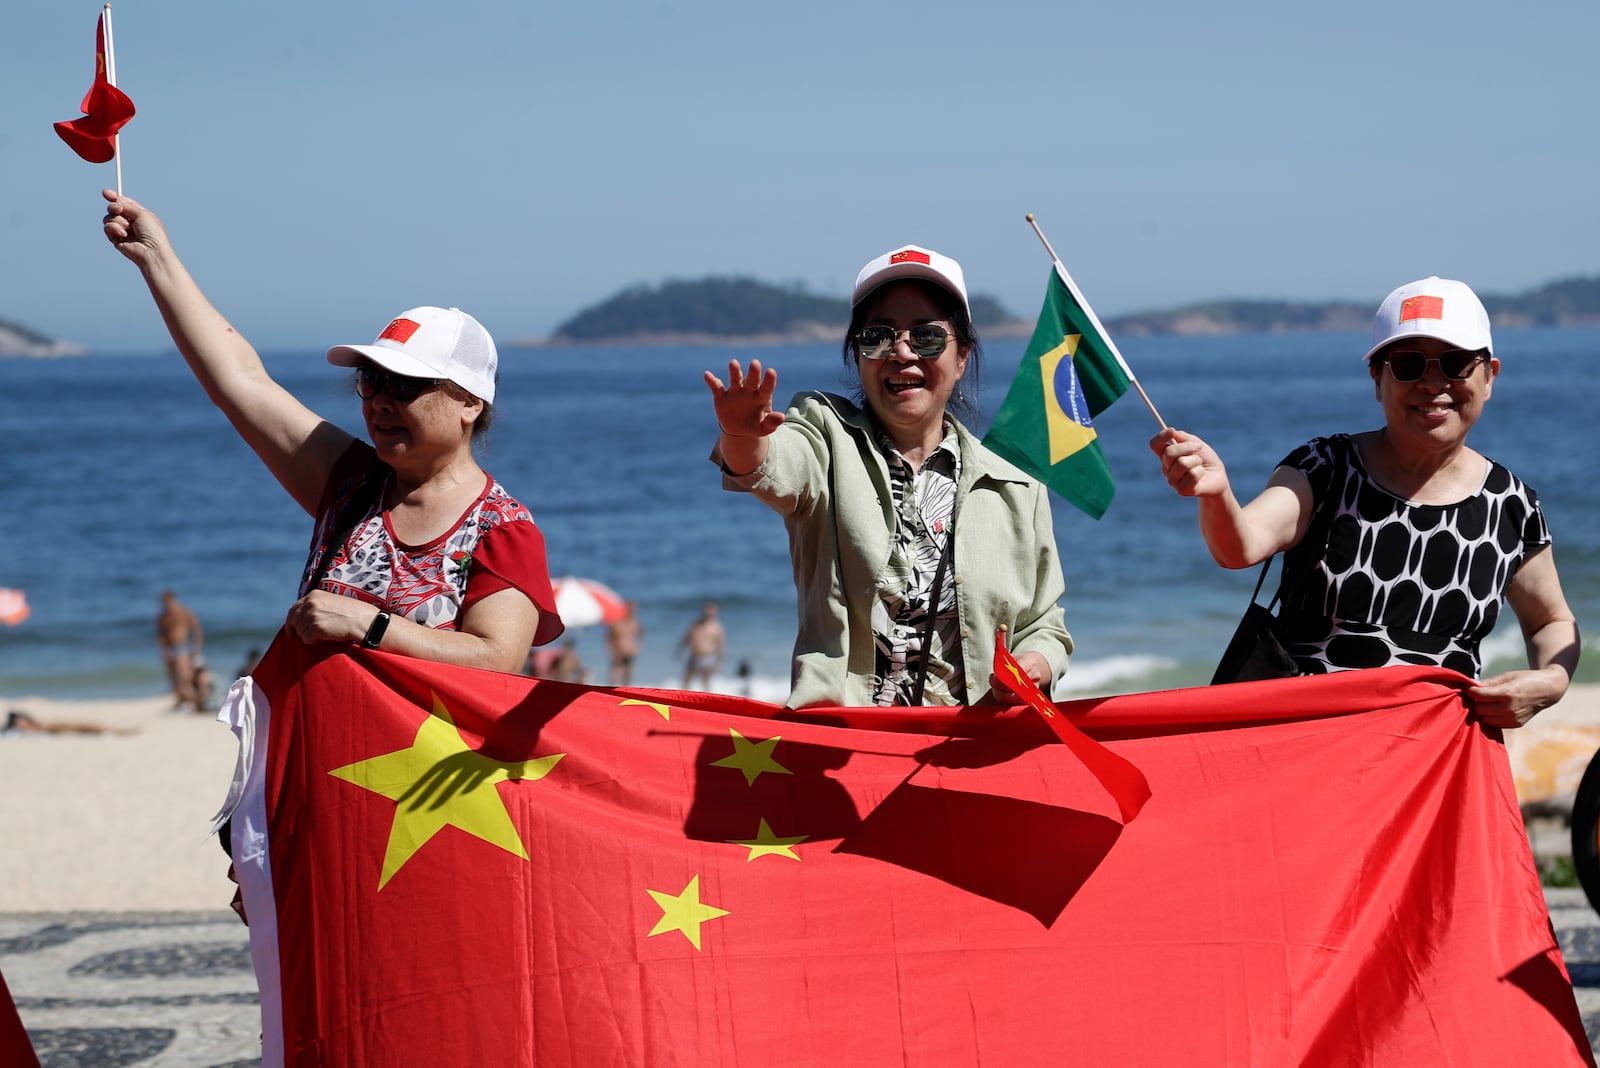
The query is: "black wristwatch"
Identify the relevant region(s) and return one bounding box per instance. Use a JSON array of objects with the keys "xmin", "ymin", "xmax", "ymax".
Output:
[{"xmin": 362, "ymin": 610, "xmax": 391, "ymax": 649}]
